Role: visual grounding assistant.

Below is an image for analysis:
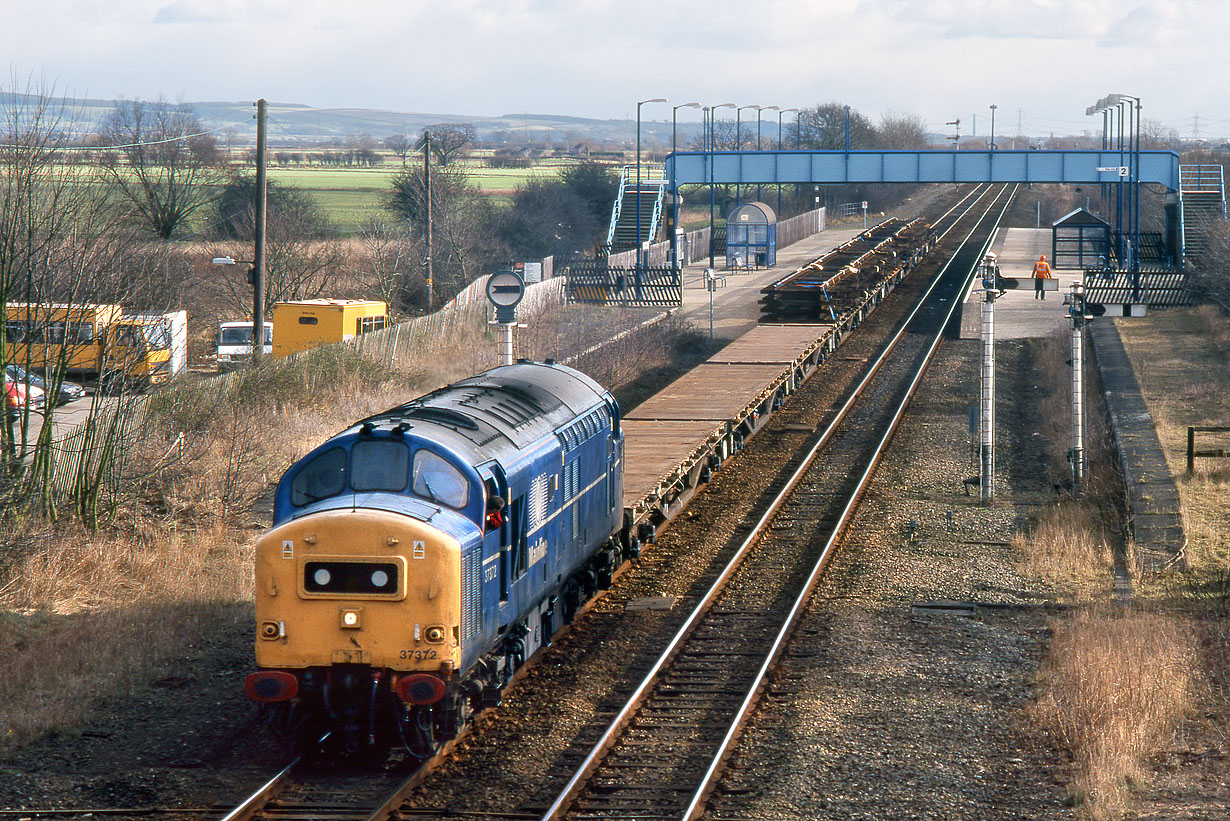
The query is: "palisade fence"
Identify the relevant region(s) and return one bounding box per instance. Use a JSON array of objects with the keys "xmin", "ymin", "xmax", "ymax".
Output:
[
  {"xmin": 40, "ymin": 208, "xmax": 829, "ymax": 503},
  {"xmin": 41, "ymin": 394, "xmax": 152, "ymax": 509}
]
